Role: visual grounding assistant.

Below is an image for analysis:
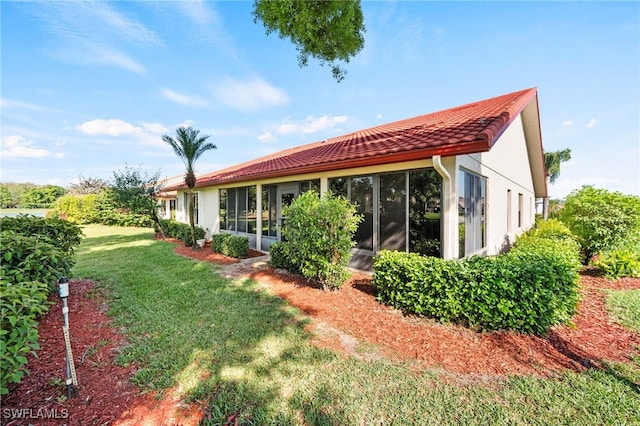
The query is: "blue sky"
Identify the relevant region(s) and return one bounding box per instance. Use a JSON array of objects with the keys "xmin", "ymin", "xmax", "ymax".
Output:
[{"xmin": 1, "ymin": 1, "xmax": 638, "ymax": 199}]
